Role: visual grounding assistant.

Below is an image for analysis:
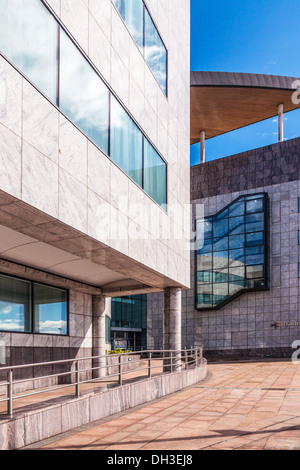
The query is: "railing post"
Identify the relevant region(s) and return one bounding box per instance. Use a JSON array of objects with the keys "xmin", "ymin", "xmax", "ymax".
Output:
[
  {"xmin": 148, "ymin": 352, "xmax": 152, "ymax": 378},
  {"xmin": 185, "ymin": 348, "xmax": 188, "ymax": 370},
  {"xmin": 195, "ymin": 348, "xmax": 198, "ymax": 368},
  {"xmin": 119, "ymin": 356, "xmax": 122, "ymax": 386},
  {"xmin": 170, "ymin": 351, "xmax": 173, "ymax": 373},
  {"xmin": 7, "ymin": 369, "xmax": 13, "ymax": 418},
  {"xmin": 75, "ymin": 361, "xmax": 80, "ymax": 397}
]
